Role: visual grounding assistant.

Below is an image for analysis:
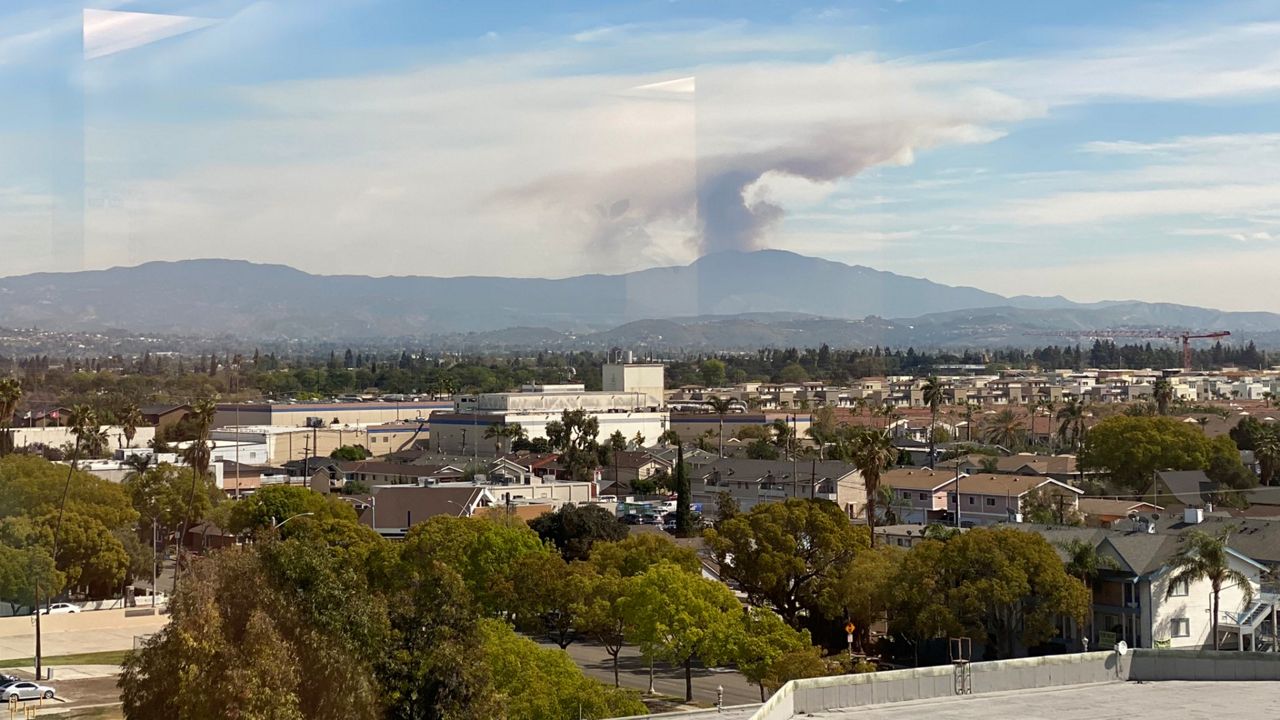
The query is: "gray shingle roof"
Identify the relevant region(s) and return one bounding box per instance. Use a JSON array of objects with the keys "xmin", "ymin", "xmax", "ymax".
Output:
[{"xmin": 1155, "ymin": 470, "xmax": 1218, "ymax": 506}]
